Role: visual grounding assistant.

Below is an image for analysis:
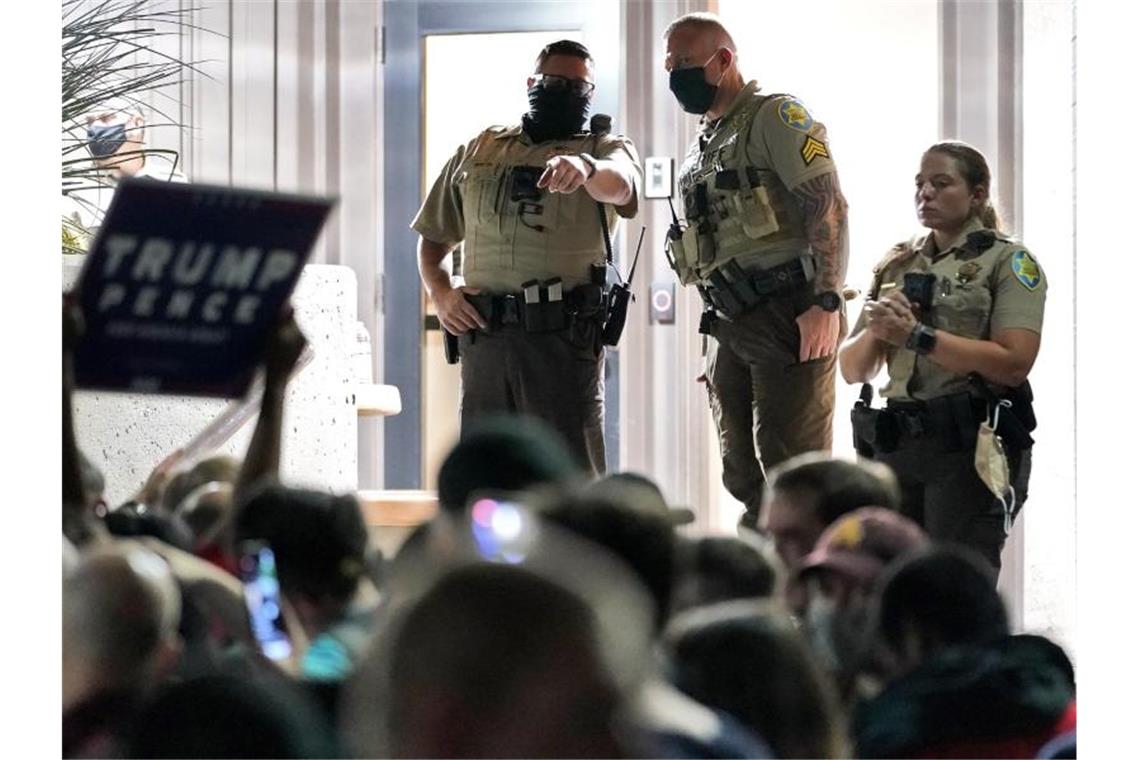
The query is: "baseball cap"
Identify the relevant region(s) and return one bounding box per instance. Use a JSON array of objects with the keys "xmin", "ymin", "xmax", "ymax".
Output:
[{"xmin": 799, "ymin": 507, "xmax": 927, "ymax": 584}]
